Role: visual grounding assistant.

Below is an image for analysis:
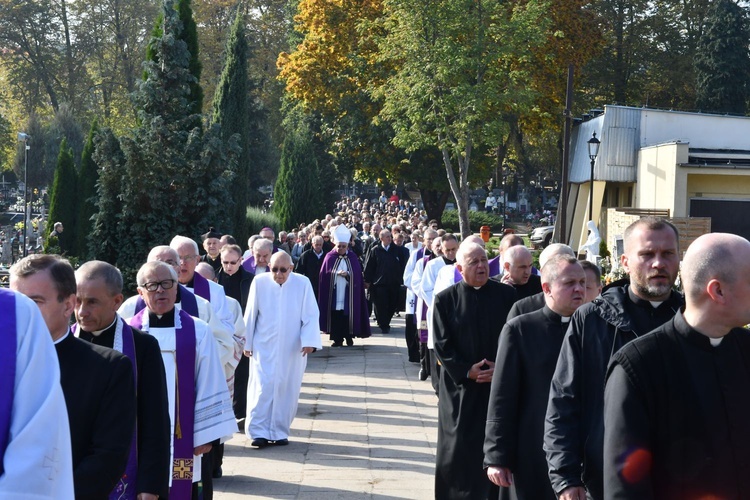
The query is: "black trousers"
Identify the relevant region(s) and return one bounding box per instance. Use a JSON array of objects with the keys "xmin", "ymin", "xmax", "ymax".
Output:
[
  {"xmin": 405, "ymin": 314, "xmax": 420, "ymax": 361},
  {"xmin": 233, "ymin": 355, "xmax": 249, "ymax": 420},
  {"xmin": 330, "ymin": 309, "xmax": 352, "ymax": 344},
  {"xmin": 429, "ymin": 348, "xmax": 441, "ymax": 395},
  {"xmin": 371, "ymin": 284, "xmax": 399, "ymax": 329}
]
